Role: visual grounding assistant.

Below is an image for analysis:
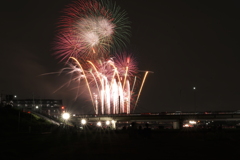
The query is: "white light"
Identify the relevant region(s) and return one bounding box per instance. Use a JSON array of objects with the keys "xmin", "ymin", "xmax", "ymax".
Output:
[
  {"xmin": 62, "ymin": 113, "xmax": 70, "ymax": 120},
  {"xmin": 97, "ymin": 121, "xmax": 102, "ymax": 126},
  {"xmin": 36, "ymin": 106, "xmax": 38, "ymax": 109},
  {"xmin": 111, "ymin": 120, "xmax": 116, "ymax": 124},
  {"xmin": 193, "ymin": 87, "xmax": 196, "ymax": 90},
  {"xmin": 81, "ymin": 119, "xmax": 87, "ymax": 125},
  {"xmin": 189, "ymin": 120, "xmax": 196, "ymax": 124},
  {"xmin": 106, "ymin": 120, "xmax": 110, "ymax": 125}
]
